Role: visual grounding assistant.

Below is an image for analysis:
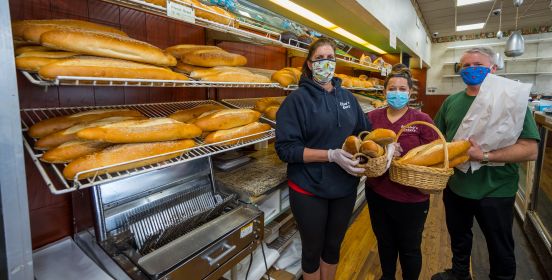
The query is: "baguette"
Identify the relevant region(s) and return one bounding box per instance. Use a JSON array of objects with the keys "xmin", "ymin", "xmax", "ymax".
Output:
[
  {"xmin": 34, "ymin": 116, "xmax": 143, "ymax": 150},
  {"xmin": 195, "ymin": 3, "xmax": 236, "ymax": 25},
  {"xmin": 63, "ymin": 139, "xmax": 195, "ymax": 180},
  {"xmin": 189, "ymin": 66, "xmax": 251, "ymax": 79},
  {"xmin": 15, "ymin": 46, "xmax": 54, "ymax": 56},
  {"xmin": 12, "ymin": 19, "xmax": 127, "ymax": 41},
  {"xmin": 254, "ymin": 97, "xmax": 282, "ymax": 113},
  {"xmin": 200, "ymin": 72, "xmax": 271, "ymax": 83},
  {"xmin": 168, "ymin": 104, "xmax": 225, "ymax": 122},
  {"xmin": 28, "ymin": 109, "xmax": 144, "ymax": 138},
  {"xmin": 40, "ymin": 29, "xmax": 176, "ymax": 66},
  {"xmin": 204, "ymin": 122, "xmax": 271, "ymax": 145},
  {"xmin": 144, "ymin": 0, "xmax": 166, "ymax": 7},
  {"xmin": 193, "ymin": 109, "xmax": 261, "ymax": 131},
  {"xmin": 343, "ymin": 135, "xmax": 361, "ymax": 155},
  {"xmin": 181, "ymin": 49, "xmax": 247, "ymax": 67},
  {"xmin": 173, "ymin": 62, "xmax": 209, "ymax": 74},
  {"xmin": 76, "ymin": 118, "xmax": 202, "ymax": 143},
  {"xmin": 271, "ymin": 70, "xmax": 297, "ymax": 87},
  {"xmin": 41, "ymin": 140, "xmax": 112, "ymax": 163},
  {"xmin": 264, "ymin": 106, "xmax": 279, "ymax": 121},
  {"xmin": 166, "ymin": 44, "xmax": 222, "ymax": 59},
  {"xmin": 16, "ymin": 51, "xmax": 79, "ymax": 72},
  {"xmin": 430, "ymin": 153, "xmax": 470, "ymax": 168},
  {"xmin": 38, "ymin": 56, "xmax": 188, "ymax": 81},
  {"xmin": 362, "ymin": 128, "xmax": 397, "ymax": 145},
  {"xmin": 360, "ymin": 140, "xmax": 384, "ymax": 158},
  {"xmin": 400, "ymin": 140, "xmax": 471, "ymax": 166},
  {"xmin": 397, "ymin": 139, "xmax": 441, "ymax": 163}
]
